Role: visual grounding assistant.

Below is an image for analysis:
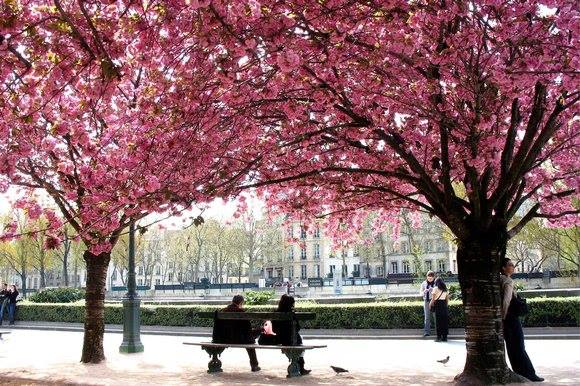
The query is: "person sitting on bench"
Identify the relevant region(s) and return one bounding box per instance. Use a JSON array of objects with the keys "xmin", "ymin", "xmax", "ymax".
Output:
[
  {"xmin": 212, "ymin": 295, "xmax": 261, "ymax": 372},
  {"xmin": 272, "ymin": 294, "xmax": 311, "ymax": 375}
]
